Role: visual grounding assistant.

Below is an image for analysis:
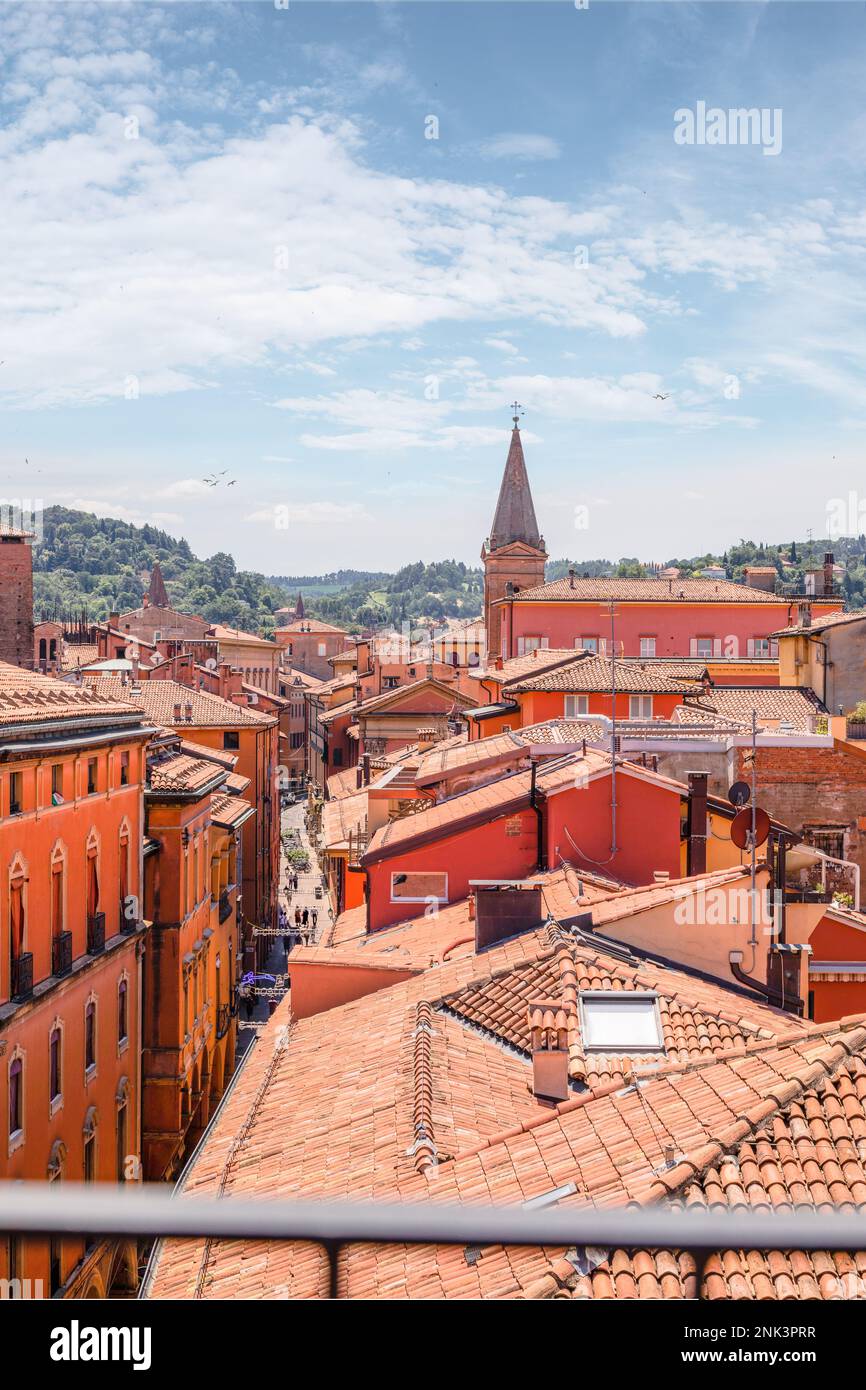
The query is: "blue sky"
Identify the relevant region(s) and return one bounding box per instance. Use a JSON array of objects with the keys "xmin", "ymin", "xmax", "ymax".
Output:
[{"xmin": 2, "ymin": 1, "xmax": 865, "ymax": 573}]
